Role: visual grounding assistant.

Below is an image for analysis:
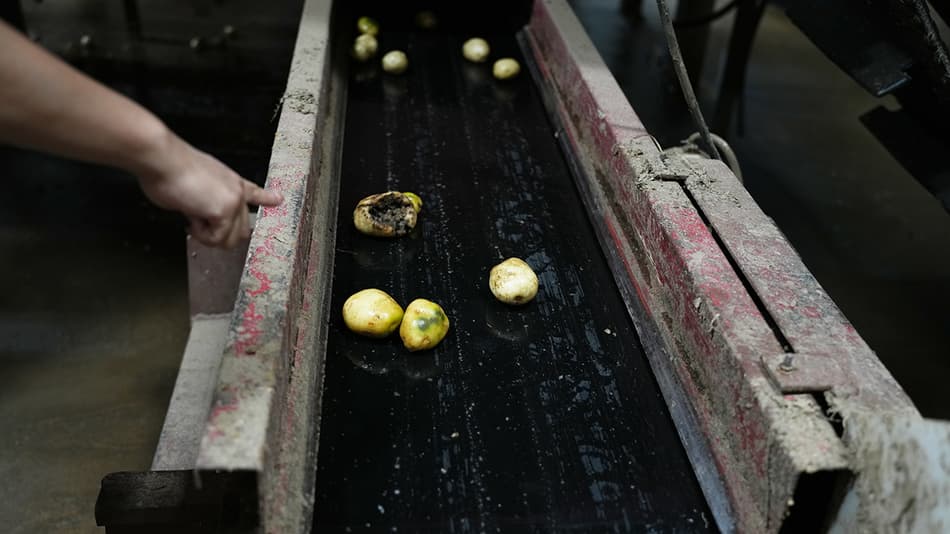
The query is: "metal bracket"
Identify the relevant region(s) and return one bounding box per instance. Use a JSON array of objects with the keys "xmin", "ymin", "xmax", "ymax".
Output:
[
  {"xmin": 649, "ymin": 149, "xmax": 707, "ymax": 183},
  {"xmin": 760, "ymin": 353, "xmax": 855, "ymax": 395}
]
